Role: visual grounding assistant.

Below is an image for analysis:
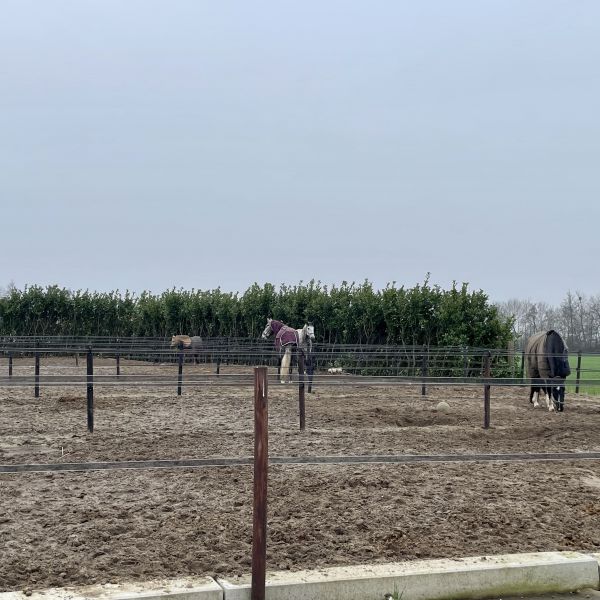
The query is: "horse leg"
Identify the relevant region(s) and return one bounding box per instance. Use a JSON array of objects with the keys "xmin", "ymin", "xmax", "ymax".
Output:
[
  {"xmin": 544, "ymin": 388, "xmax": 555, "ymax": 412},
  {"xmin": 289, "ymin": 347, "xmax": 295, "ymax": 381},
  {"xmin": 281, "ymin": 347, "xmax": 291, "ymax": 384}
]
